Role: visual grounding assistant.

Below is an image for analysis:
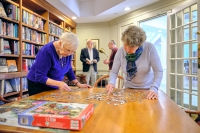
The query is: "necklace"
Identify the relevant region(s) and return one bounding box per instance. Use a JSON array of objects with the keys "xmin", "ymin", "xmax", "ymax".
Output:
[{"xmin": 59, "ymin": 57, "xmax": 66, "ymax": 68}]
